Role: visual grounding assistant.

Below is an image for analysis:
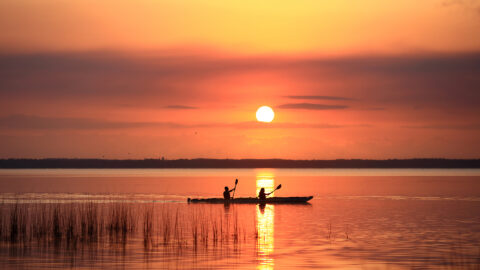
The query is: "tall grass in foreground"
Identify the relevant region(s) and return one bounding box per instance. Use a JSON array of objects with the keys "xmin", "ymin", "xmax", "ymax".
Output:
[{"xmin": 0, "ymin": 202, "xmax": 249, "ymax": 252}]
